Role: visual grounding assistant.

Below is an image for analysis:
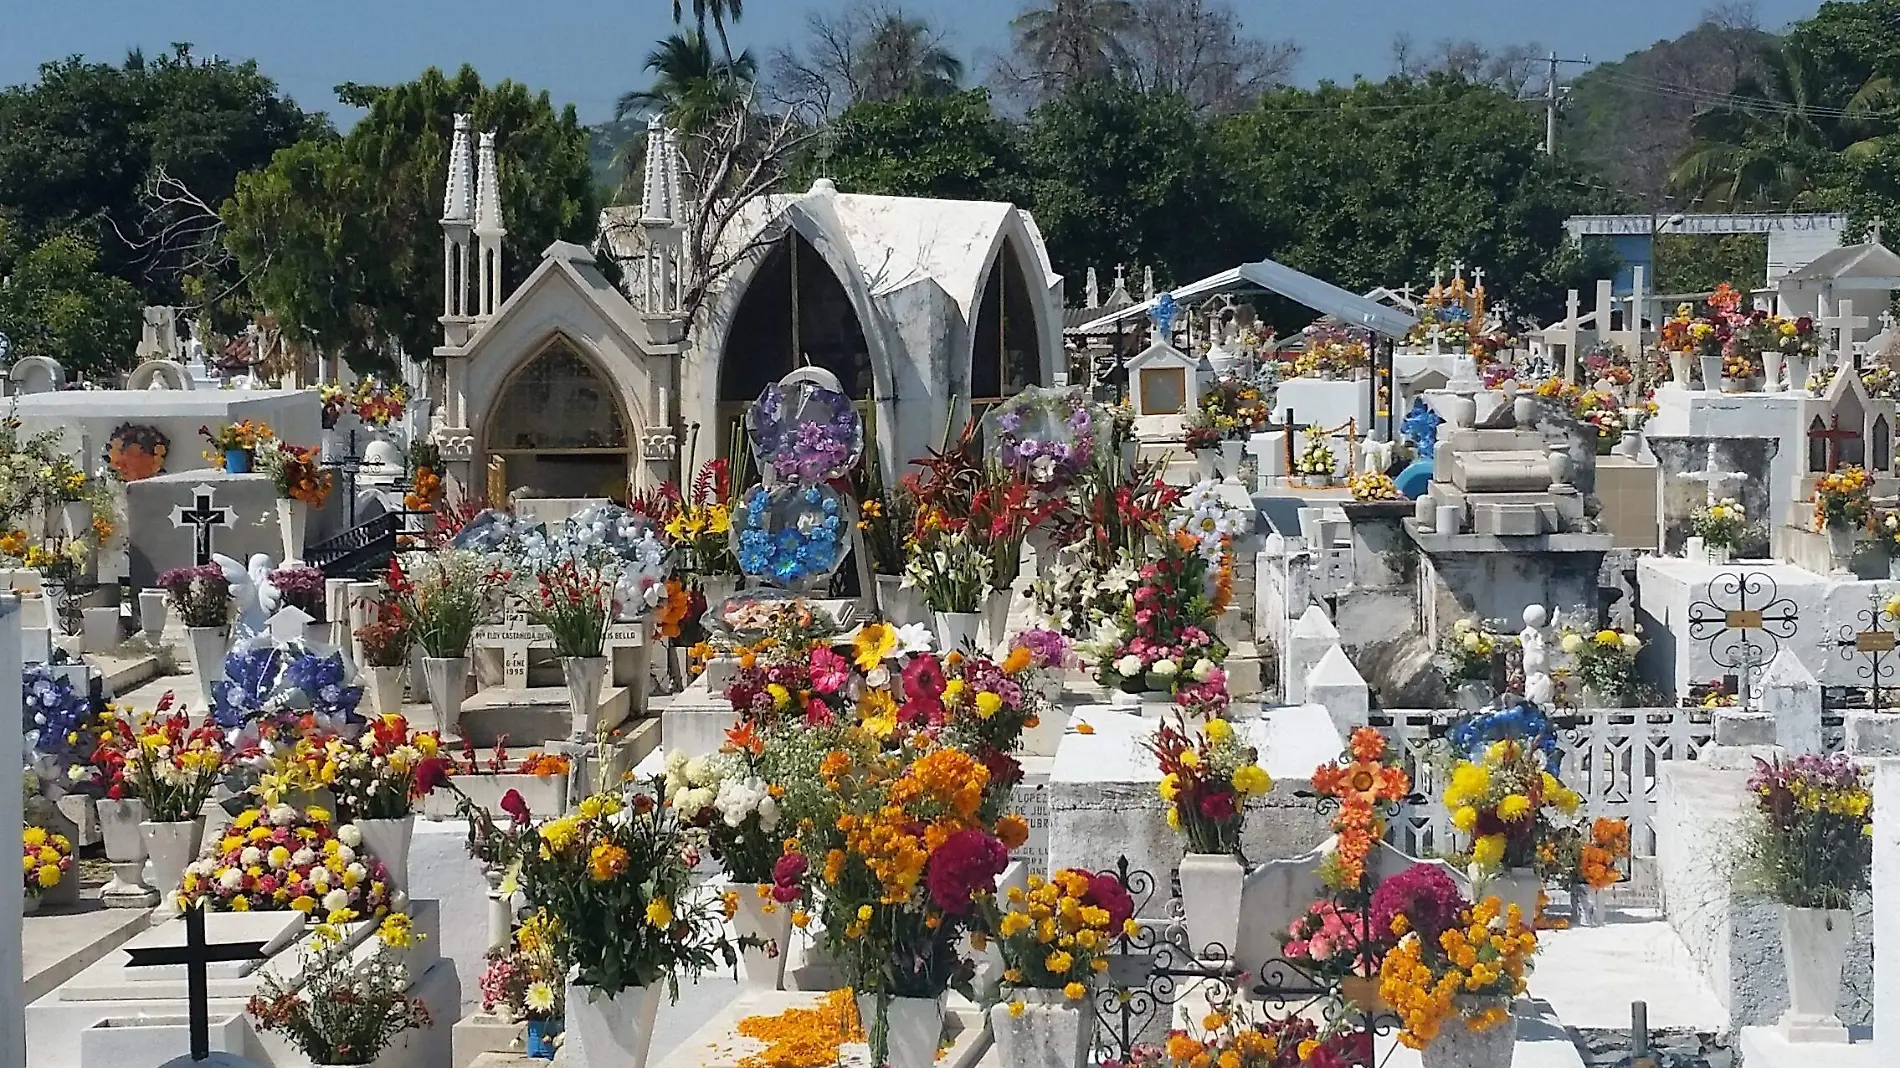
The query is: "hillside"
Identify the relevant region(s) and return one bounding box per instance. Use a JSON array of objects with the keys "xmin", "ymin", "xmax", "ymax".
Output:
[
  {"xmin": 589, "ymin": 114, "xmax": 646, "ymax": 203},
  {"xmin": 1560, "ymin": 19, "xmax": 1778, "ymax": 204}
]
